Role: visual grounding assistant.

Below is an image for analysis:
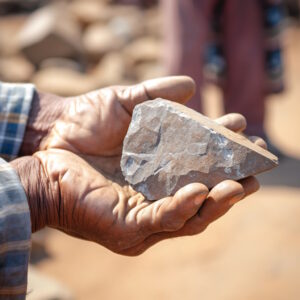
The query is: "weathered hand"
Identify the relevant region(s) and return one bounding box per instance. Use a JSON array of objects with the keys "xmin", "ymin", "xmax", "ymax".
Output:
[
  {"xmin": 14, "ymin": 147, "xmax": 257, "ymax": 256},
  {"xmin": 16, "ymin": 76, "xmax": 266, "ymax": 255},
  {"xmin": 12, "ymin": 112, "xmax": 264, "ymax": 256}
]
